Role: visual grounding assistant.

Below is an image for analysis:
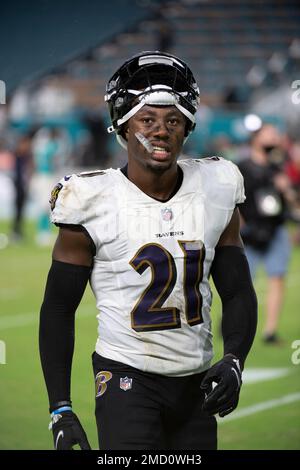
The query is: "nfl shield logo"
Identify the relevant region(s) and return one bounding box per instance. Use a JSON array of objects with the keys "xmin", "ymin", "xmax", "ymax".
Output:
[
  {"xmin": 120, "ymin": 377, "xmax": 133, "ymax": 391},
  {"xmin": 161, "ymin": 207, "xmax": 173, "ymax": 221}
]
